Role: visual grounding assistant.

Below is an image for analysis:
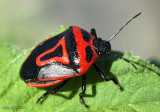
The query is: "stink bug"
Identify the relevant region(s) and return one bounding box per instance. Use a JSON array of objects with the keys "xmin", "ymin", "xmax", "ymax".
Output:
[{"xmin": 20, "ymin": 12, "xmax": 141, "ymax": 108}]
